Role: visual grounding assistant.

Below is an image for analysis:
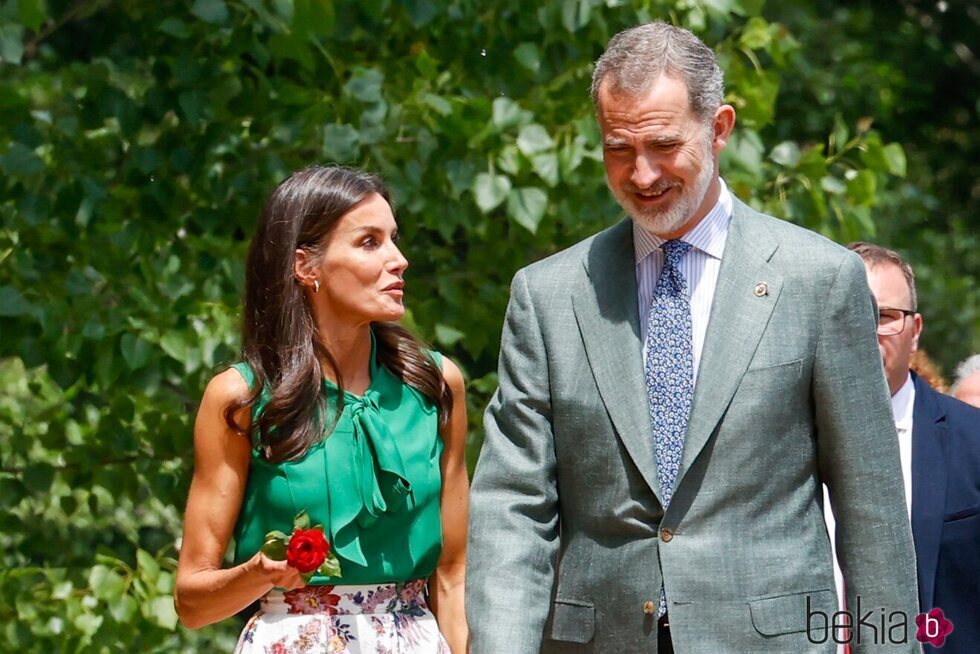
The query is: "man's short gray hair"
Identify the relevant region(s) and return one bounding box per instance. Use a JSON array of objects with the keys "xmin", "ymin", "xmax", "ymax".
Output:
[
  {"xmin": 951, "ymin": 354, "xmax": 980, "ymax": 395},
  {"xmin": 590, "ymin": 21, "xmax": 724, "ymax": 122}
]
